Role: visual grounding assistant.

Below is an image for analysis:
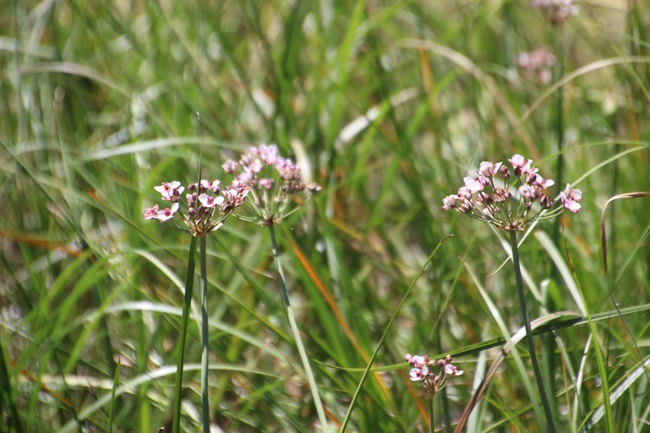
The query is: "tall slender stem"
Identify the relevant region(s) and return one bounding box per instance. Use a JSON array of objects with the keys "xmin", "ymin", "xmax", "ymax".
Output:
[
  {"xmin": 428, "ymin": 397, "xmax": 435, "ymax": 433},
  {"xmin": 173, "ymin": 236, "xmax": 197, "ymax": 433},
  {"xmin": 268, "ymin": 225, "xmax": 329, "ymax": 432},
  {"xmin": 509, "ymin": 231, "xmax": 557, "ymax": 433},
  {"xmin": 200, "ymin": 236, "xmax": 210, "ymax": 433}
]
